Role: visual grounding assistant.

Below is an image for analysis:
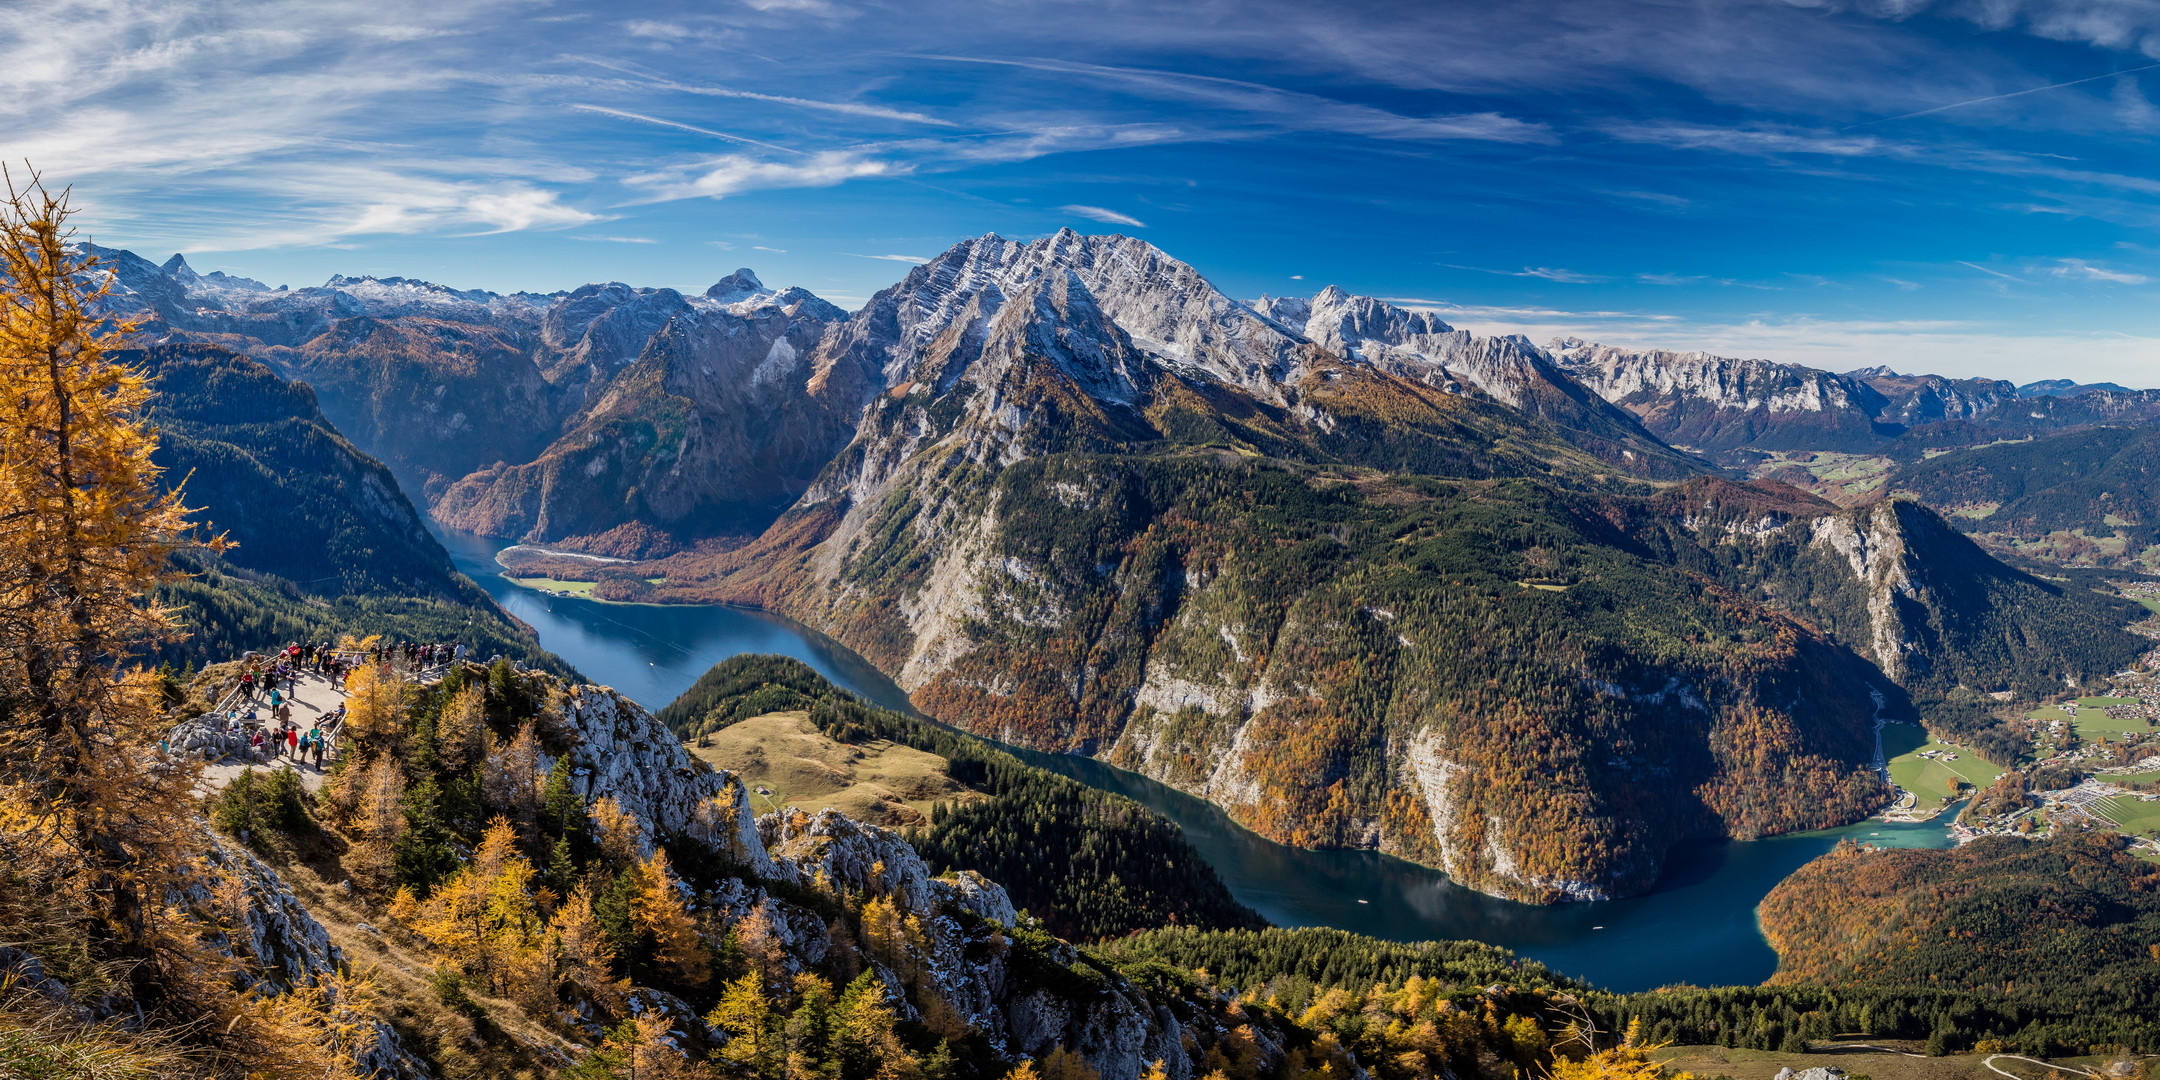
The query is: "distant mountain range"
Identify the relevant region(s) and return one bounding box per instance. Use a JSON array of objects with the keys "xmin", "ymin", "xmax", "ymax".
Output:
[
  {"xmin": 92, "ymin": 233, "xmax": 2149, "ymax": 900},
  {"xmin": 1551, "ymin": 343, "xmax": 2160, "ymax": 458}
]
